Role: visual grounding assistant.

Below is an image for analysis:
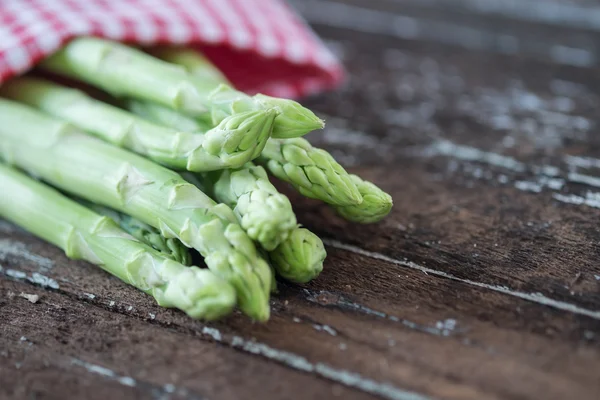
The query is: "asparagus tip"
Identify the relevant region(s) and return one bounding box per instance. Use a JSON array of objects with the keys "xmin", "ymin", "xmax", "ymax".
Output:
[
  {"xmin": 254, "ymin": 94, "xmax": 324, "ymax": 138},
  {"xmin": 335, "ymin": 175, "xmax": 393, "ymax": 223},
  {"xmin": 270, "ymin": 228, "xmax": 326, "ymax": 284}
]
